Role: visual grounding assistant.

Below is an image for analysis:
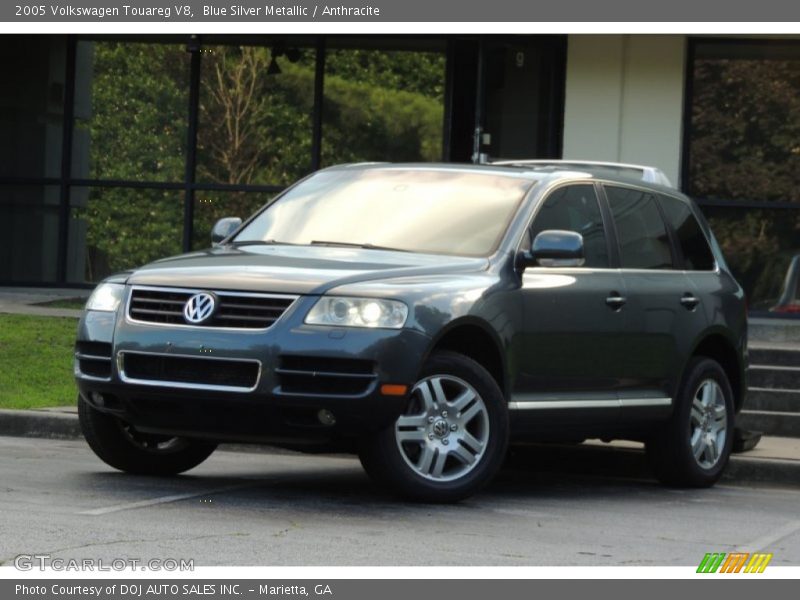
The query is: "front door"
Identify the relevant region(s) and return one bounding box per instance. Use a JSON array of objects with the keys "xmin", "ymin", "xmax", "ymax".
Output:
[{"xmin": 513, "ymin": 184, "xmax": 628, "ymax": 420}]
